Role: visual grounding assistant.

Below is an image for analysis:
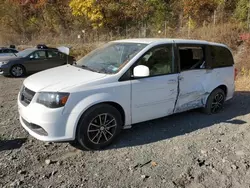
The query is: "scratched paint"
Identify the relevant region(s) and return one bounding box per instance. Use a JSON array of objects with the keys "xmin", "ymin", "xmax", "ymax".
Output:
[{"xmin": 174, "ymin": 91, "xmax": 209, "ymax": 113}]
